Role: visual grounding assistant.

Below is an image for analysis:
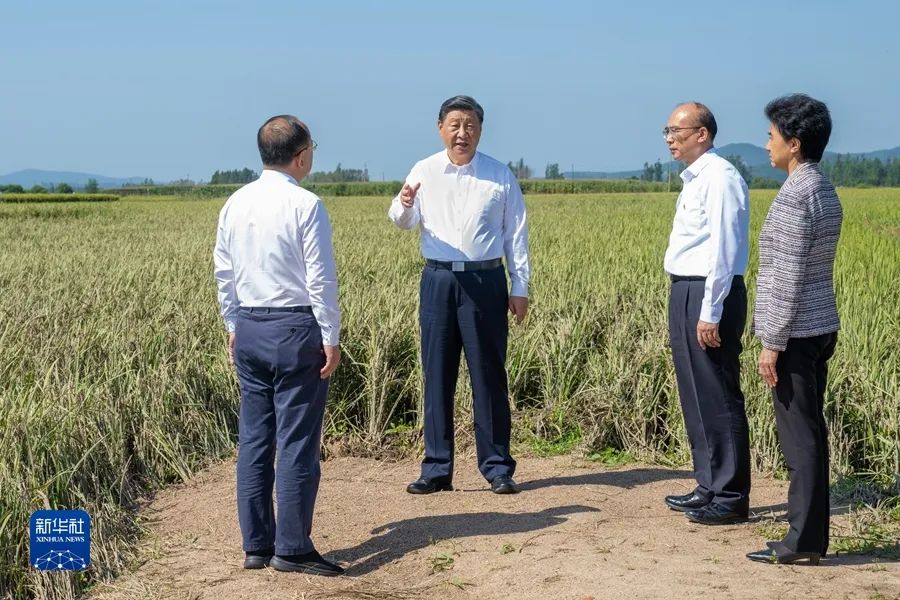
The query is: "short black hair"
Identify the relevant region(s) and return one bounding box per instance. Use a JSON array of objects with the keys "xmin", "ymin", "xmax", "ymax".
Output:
[
  {"xmin": 438, "ymin": 95, "xmax": 484, "ymax": 124},
  {"xmin": 257, "ymin": 115, "xmax": 311, "ymax": 166},
  {"xmin": 764, "ymin": 94, "xmax": 832, "ymax": 162},
  {"xmin": 678, "ymin": 101, "xmax": 718, "ymax": 141}
]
